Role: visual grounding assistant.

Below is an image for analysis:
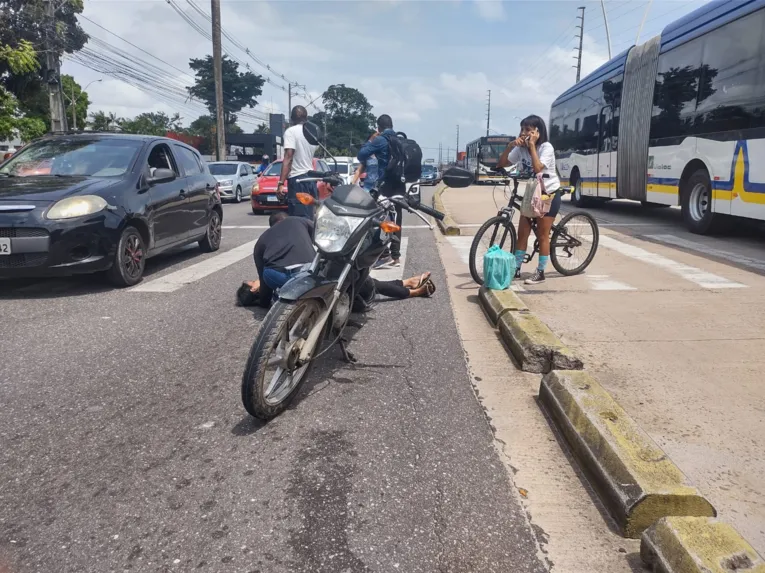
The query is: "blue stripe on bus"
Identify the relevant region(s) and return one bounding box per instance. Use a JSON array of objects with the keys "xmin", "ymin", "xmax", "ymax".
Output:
[{"xmin": 570, "ymin": 140, "xmax": 765, "ymax": 194}]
